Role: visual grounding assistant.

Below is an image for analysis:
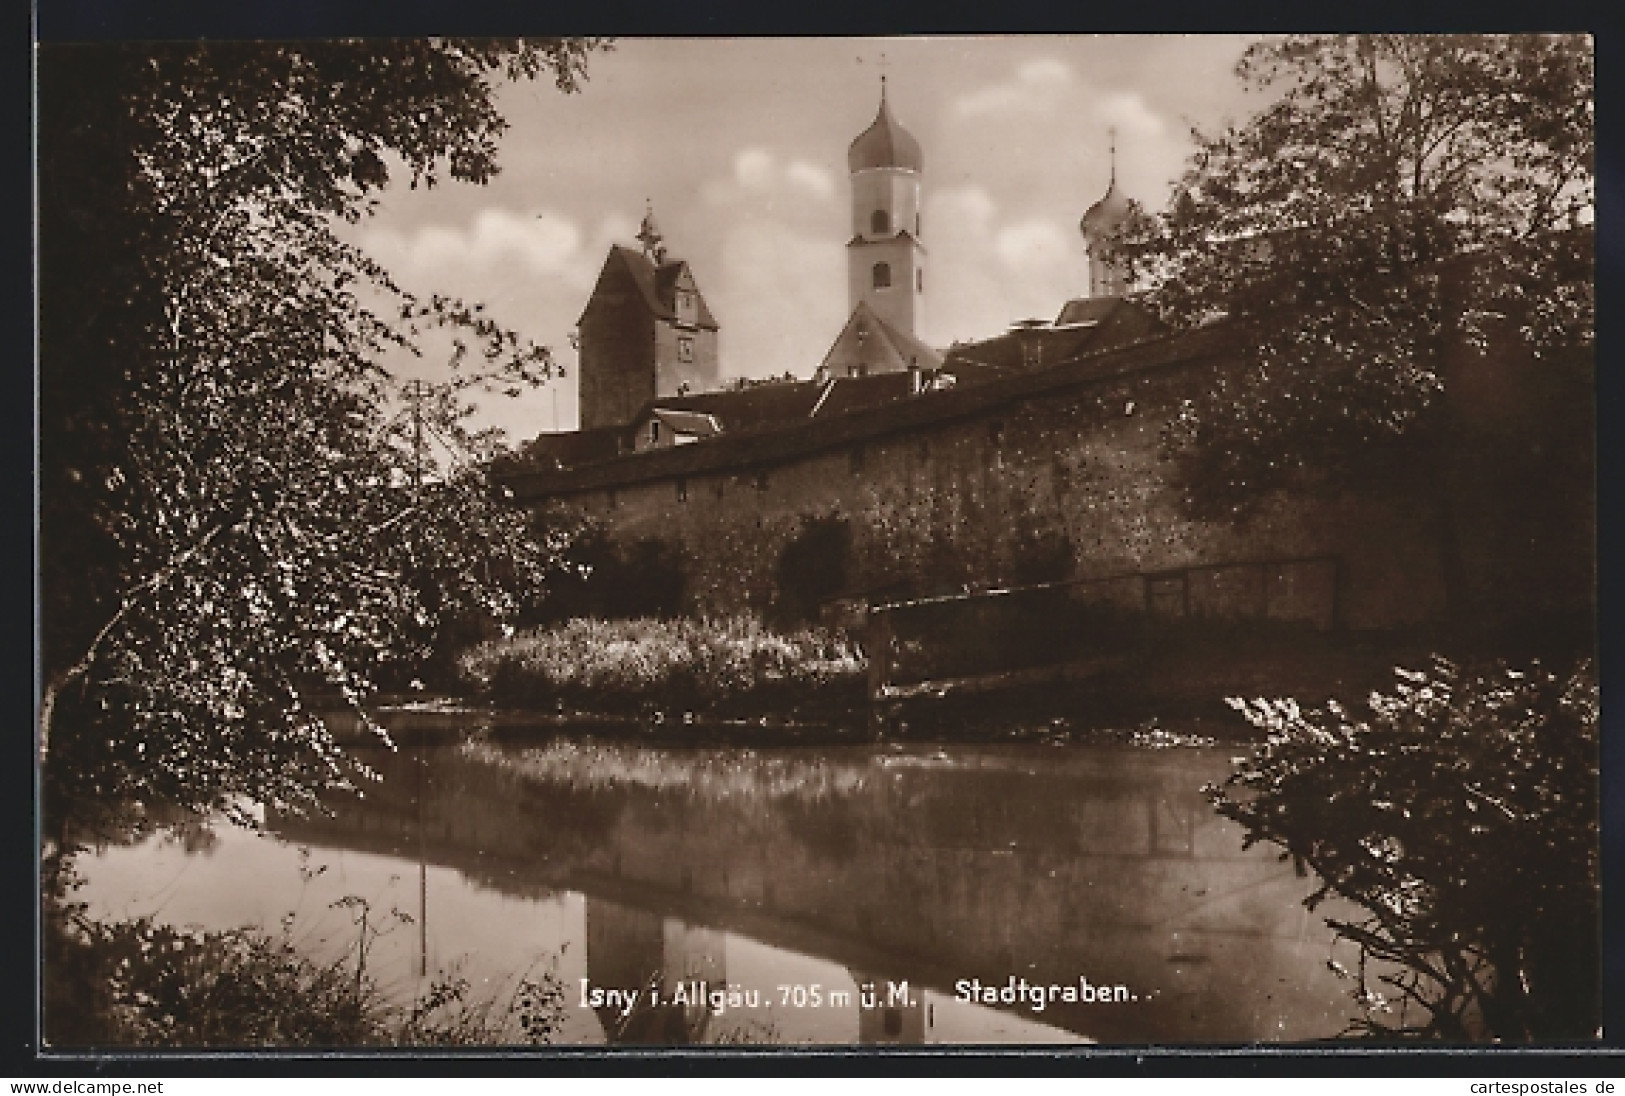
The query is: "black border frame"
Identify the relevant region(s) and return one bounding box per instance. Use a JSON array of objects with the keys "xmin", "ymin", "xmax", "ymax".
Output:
[{"xmin": 17, "ymin": 2, "xmax": 1622, "ymax": 1077}]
